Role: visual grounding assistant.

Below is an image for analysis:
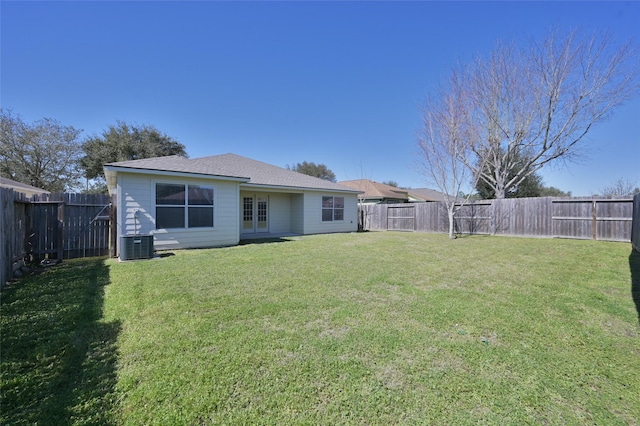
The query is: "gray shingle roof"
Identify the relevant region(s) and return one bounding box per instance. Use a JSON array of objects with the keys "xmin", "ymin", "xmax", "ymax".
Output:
[
  {"xmin": 409, "ymin": 187, "xmax": 449, "ymax": 202},
  {"xmin": 339, "ymin": 179, "xmax": 409, "ymax": 201},
  {"xmin": 106, "ymin": 153, "xmax": 360, "ymax": 193}
]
